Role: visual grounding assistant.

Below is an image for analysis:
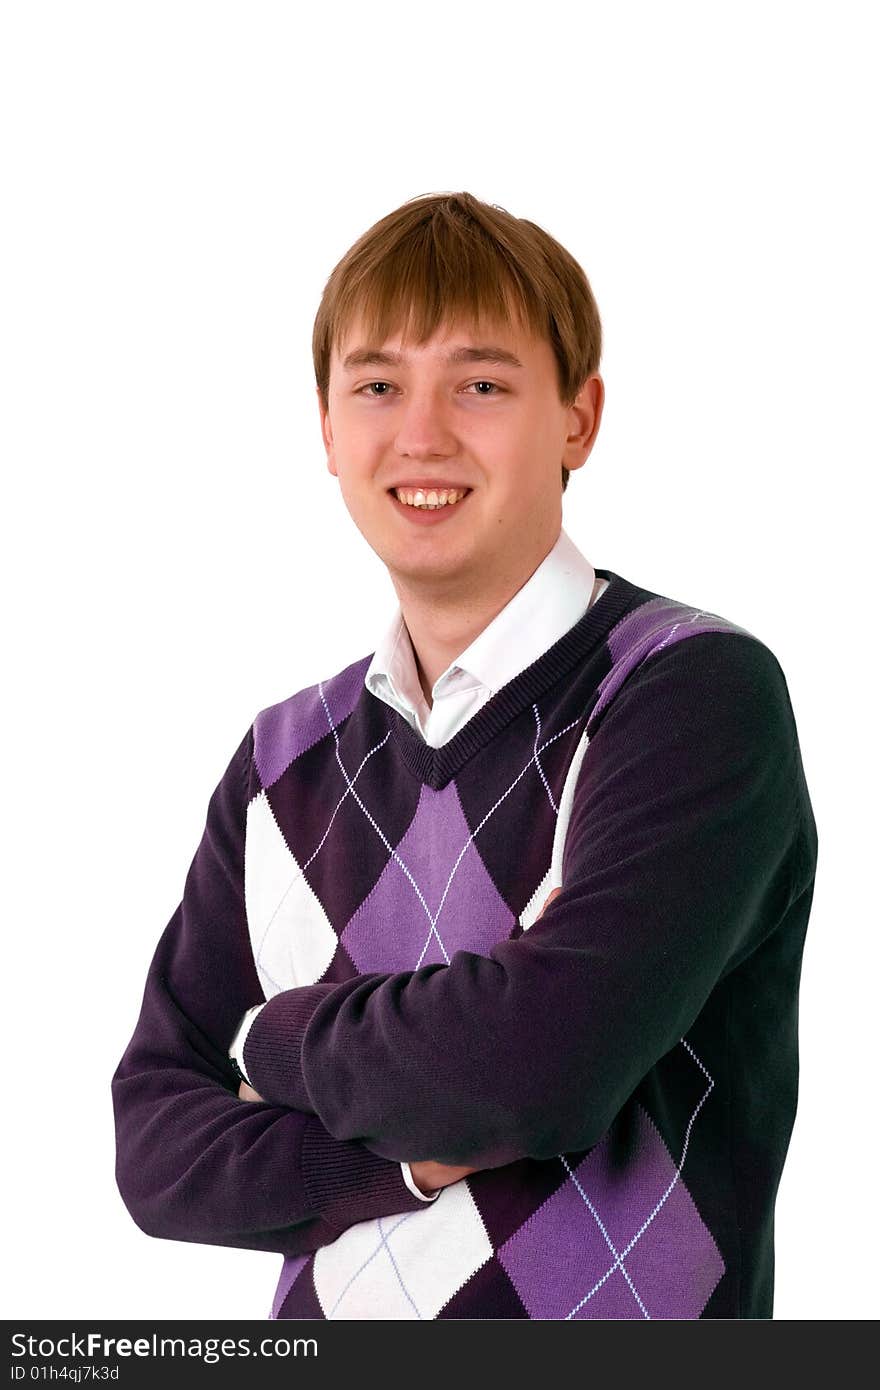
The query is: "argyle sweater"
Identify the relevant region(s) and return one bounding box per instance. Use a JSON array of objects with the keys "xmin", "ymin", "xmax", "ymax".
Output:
[{"xmin": 111, "ymin": 568, "xmax": 818, "ymax": 1320}]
